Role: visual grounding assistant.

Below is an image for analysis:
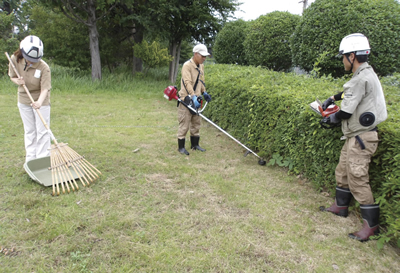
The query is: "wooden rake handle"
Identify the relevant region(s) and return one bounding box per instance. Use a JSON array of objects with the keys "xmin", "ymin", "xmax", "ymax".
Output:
[{"xmin": 5, "ymin": 52, "xmax": 57, "ymax": 143}]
